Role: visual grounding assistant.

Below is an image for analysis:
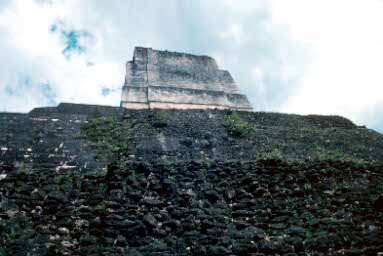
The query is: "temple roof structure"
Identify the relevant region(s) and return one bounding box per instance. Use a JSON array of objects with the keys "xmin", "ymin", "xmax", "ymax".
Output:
[{"xmin": 121, "ymin": 47, "xmax": 253, "ymax": 111}]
